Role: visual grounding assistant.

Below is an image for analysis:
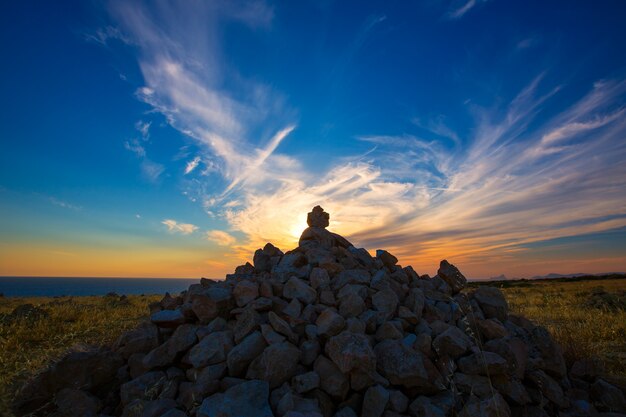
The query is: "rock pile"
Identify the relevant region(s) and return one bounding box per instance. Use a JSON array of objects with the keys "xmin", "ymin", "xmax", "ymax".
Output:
[{"xmin": 14, "ymin": 206, "xmax": 626, "ymax": 417}]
